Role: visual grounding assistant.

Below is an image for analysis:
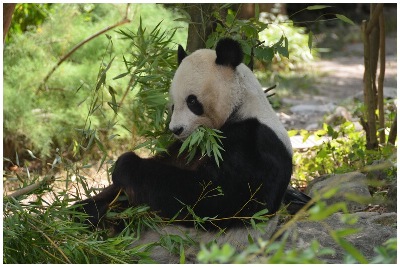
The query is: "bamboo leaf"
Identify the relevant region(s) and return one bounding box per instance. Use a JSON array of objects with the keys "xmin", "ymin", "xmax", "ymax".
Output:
[
  {"xmin": 335, "ymin": 237, "xmax": 368, "ymax": 263},
  {"xmin": 253, "ymin": 208, "xmax": 269, "ymax": 218},
  {"xmin": 306, "ymin": 5, "xmax": 331, "ymax": 10},
  {"xmin": 308, "ymin": 30, "xmax": 313, "ymax": 52},
  {"xmin": 26, "ymin": 149, "xmax": 38, "ymax": 159},
  {"xmin": 113, "ymin": 72, "xmax": 130, "ymax": 80},
  {"xmin": 335, "ymin": 14, "xmax": 355, "ymax": 25},
  {"xmin": 309, "ymin": 202, "xmax": 348, "ymax": 221}
]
